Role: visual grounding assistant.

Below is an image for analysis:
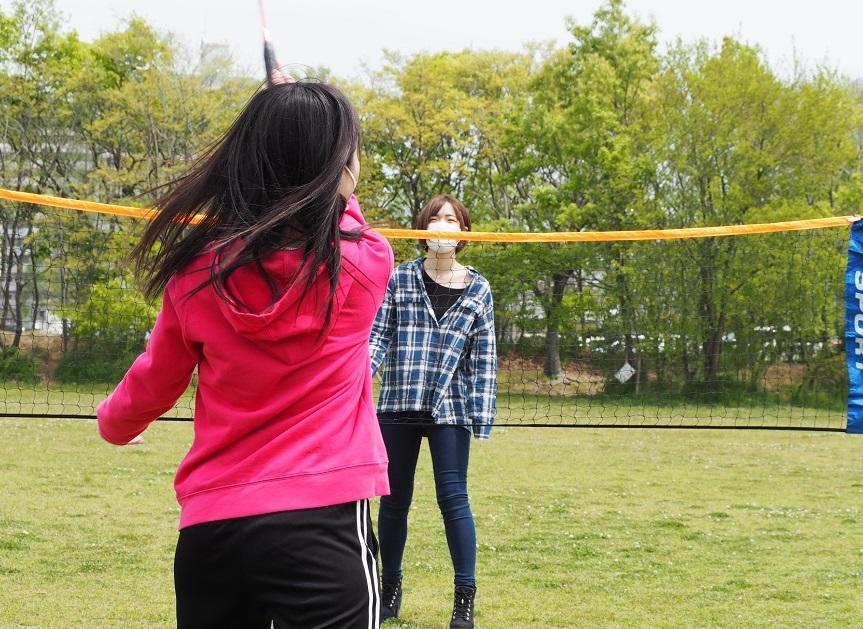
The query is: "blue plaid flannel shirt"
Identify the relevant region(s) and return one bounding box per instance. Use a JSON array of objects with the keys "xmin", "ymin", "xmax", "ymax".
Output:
[{"xmin": 369, "ymin": 258, "xmax": 497, "ymax": 439}]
